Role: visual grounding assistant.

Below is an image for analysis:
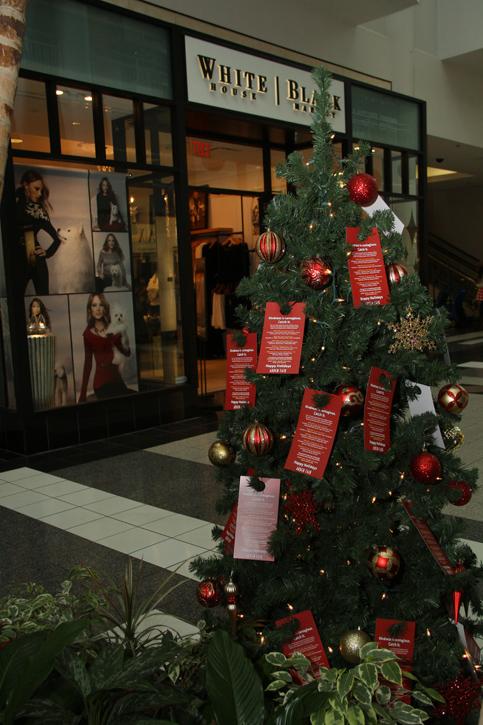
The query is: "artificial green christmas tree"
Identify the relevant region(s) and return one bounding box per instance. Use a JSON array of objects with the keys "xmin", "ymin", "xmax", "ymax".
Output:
[{"xmin": 193, "ymin": 67, "xmax": 483, "ymax": 702}]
